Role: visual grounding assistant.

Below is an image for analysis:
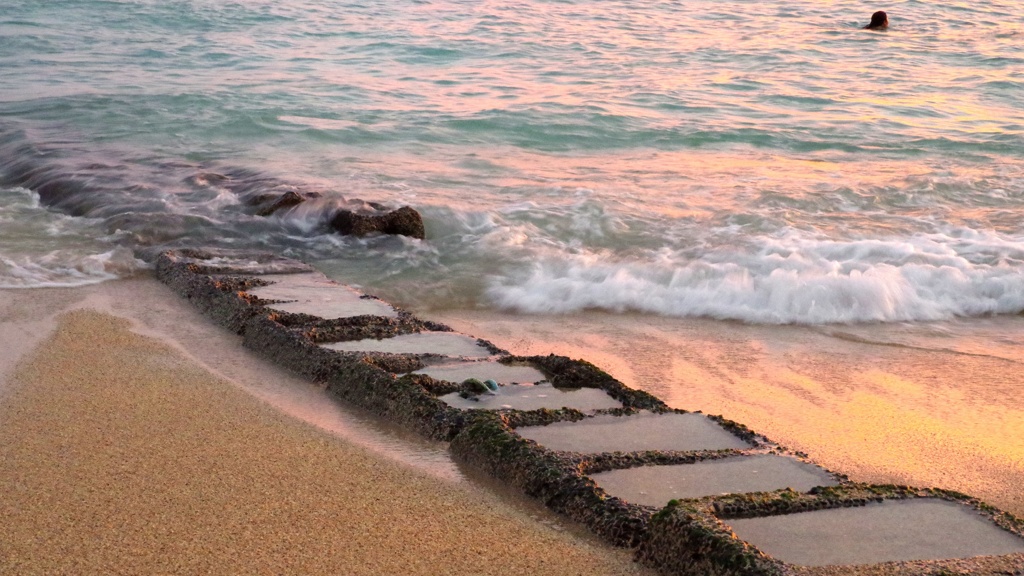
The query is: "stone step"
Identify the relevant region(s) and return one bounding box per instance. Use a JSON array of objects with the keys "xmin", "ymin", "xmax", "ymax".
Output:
[
  {"xmin": 321, "ymin": 332, "xmax": 492, "ymax": 358},
  {"xmin": 590, "ymin": 454, "xmax": 838, "ymax": 507},
  {"xmin": 439, "ymin": 382, "xmax": 622, "ymax": 412},
  {"xmin": 247, "ymin": 273, "xmax": 398, "ymax": 319},
  {"xmin": 726, "ymin": 497, "xmax": 1024, "ymax": 567},
  {"xmin": 516, "ymin": 412, "xmax": 752, "ymax": 454},
  {"xmin": 413, "ymin": 361, "xmax": 546, "ymax": 385}
]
